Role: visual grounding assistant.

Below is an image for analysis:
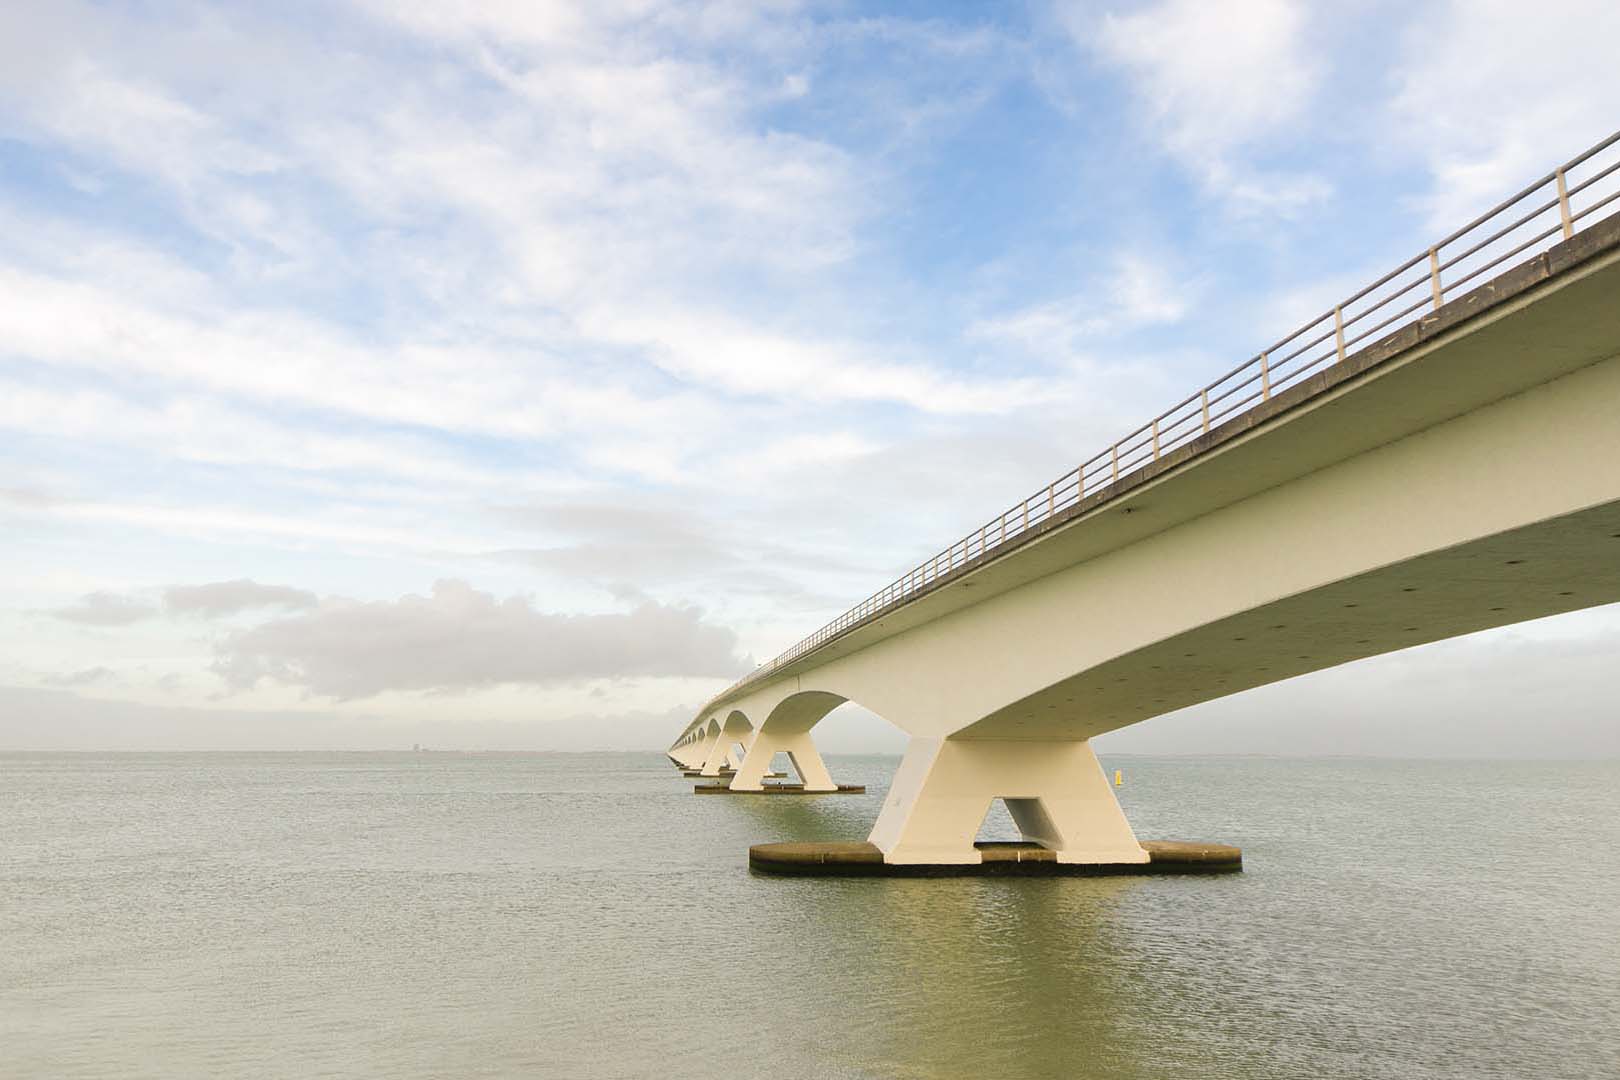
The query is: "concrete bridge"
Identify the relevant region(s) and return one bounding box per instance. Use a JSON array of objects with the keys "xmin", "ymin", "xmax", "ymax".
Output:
[{"xmin": 670, "ymin": 132, "xmax": 1620, "ymax": 867}]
